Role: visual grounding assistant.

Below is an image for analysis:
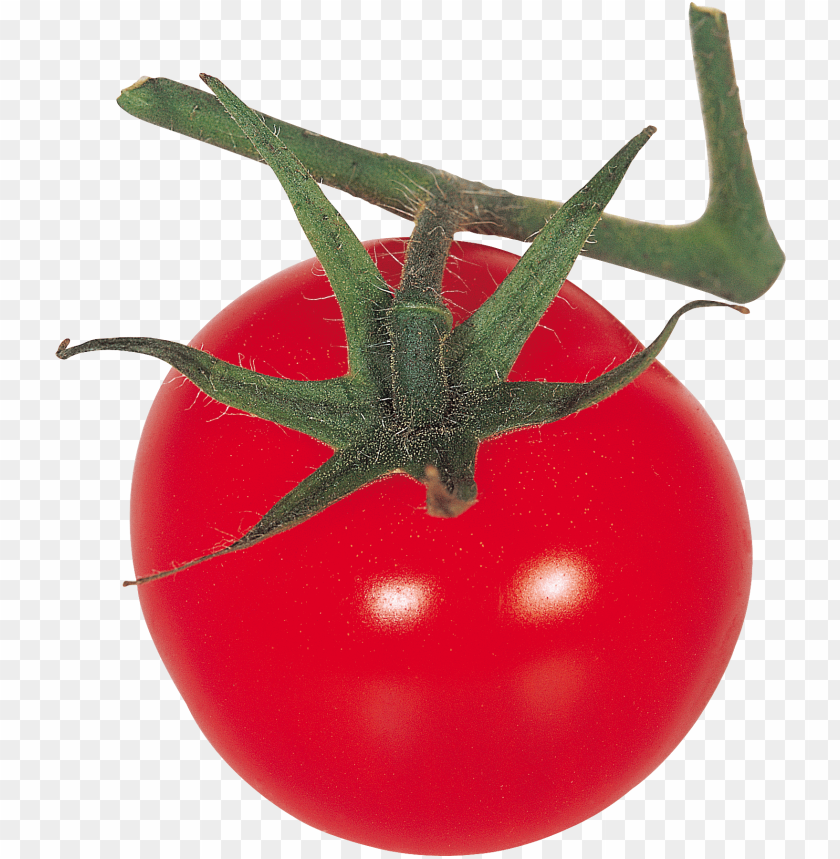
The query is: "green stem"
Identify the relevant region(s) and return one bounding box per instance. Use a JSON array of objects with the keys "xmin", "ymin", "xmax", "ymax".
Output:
[
  {"xmin": 116, "ymin": 76, "xmax": 433, "ymax": 223},
  {"xmin": 587, "ymin": 4, "xmax": 786, "ymax": 303},
  {"xmin": 387, "ymin": 205, "xmax": 458, "ymax": 425},
  {"xmin": 116, "ymin": 4, "xmax": 783, "ymax": 302},
  {"xmin": 398, "ymin": 203, "xmax": 458, "ymax": 306}
]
